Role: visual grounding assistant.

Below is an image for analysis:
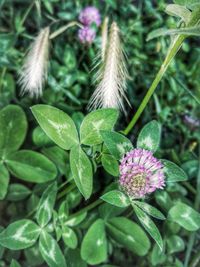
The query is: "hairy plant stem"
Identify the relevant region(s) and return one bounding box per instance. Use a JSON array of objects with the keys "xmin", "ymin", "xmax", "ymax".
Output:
[
  {"xmin": 175, "ymin": 77, "xmax": 200, "ymax": 105},
  {"xmin": 57, "ymin": 183, "xmax": 76, "ymax": 200},
  {"xmin": 58, "ymin": 179, "xmax": 72, "ymax": 191},
  {"xmin": 189, "ymin": 251, "xmax": 200, "ymax": 267},
  {"xmin": 184, "ymin": 145, "xmax": 200, "ymax": 267},
  {"xmin": 26, "ymin": 183, "xmax": 76, "ymax": 218},
  {"xmin": 183, "ymin": 181, "xmax": 197, "ymax": 195},
  {"xmin": 20, "ymin": 0, "xmax": 36, "ymax": 30},
  {"xmin": 0, "ymin": 67, "xmax": 6, "ymax": 92},
  {"xmin": 49, "ymin": 21, "xmax": 83, "ymax": 39},
  {"xmin": 124, "ymin": 7, "xmax": 200, "ymax": 135},
  {"xmin": 123, "ymin": 35, "xmax": 185, "ymax": 135},
  {"xmin": 68, "ymin": 198, "xmax": 103, "ymax": 219}
]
